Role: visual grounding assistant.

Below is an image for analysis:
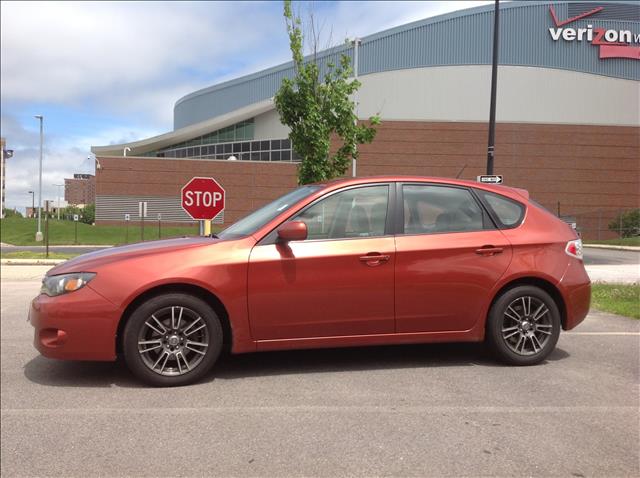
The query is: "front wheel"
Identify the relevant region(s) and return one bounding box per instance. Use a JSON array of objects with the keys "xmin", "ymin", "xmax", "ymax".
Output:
[
  {"xmin": 486, "ymin": 285, "xmax": 561, "ymax": 366},
  {"xmin": 123, "ymin": 293, "xmax": 223, "ymax": 386}
]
